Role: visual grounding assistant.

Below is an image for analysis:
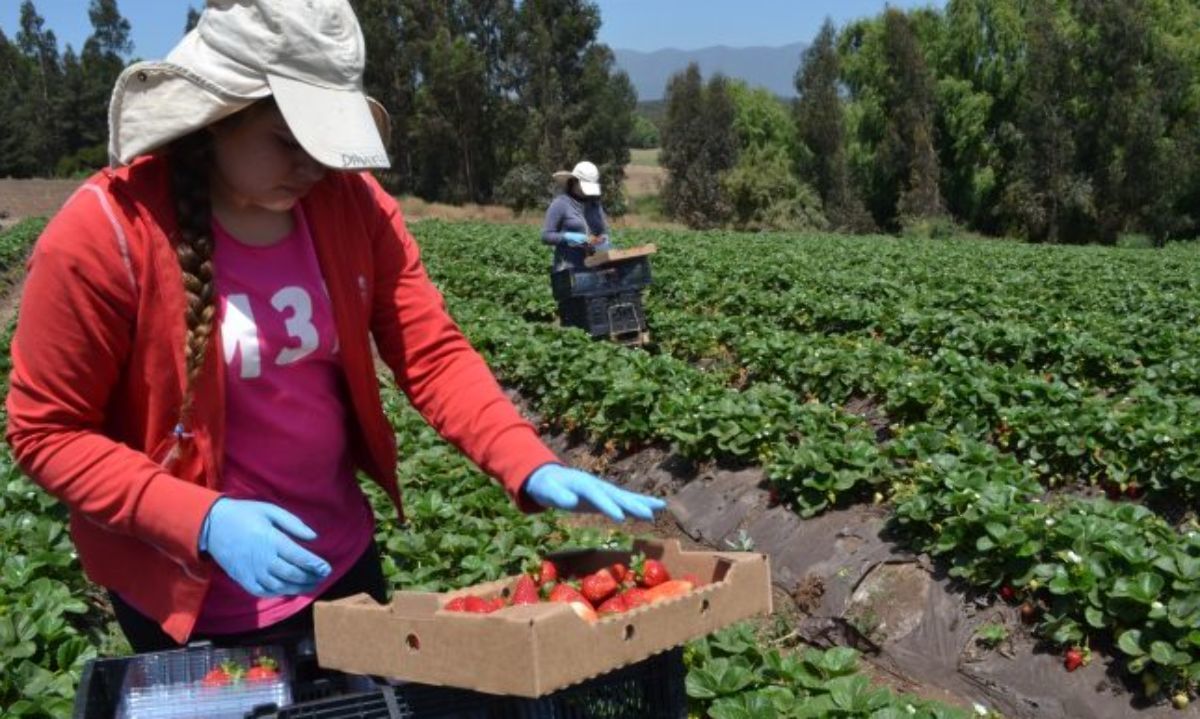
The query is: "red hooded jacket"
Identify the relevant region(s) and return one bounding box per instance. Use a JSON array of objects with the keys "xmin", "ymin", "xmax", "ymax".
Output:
[{"xmin": 5, "ymin": 156, "xmax": 556, "ymax": 643}]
